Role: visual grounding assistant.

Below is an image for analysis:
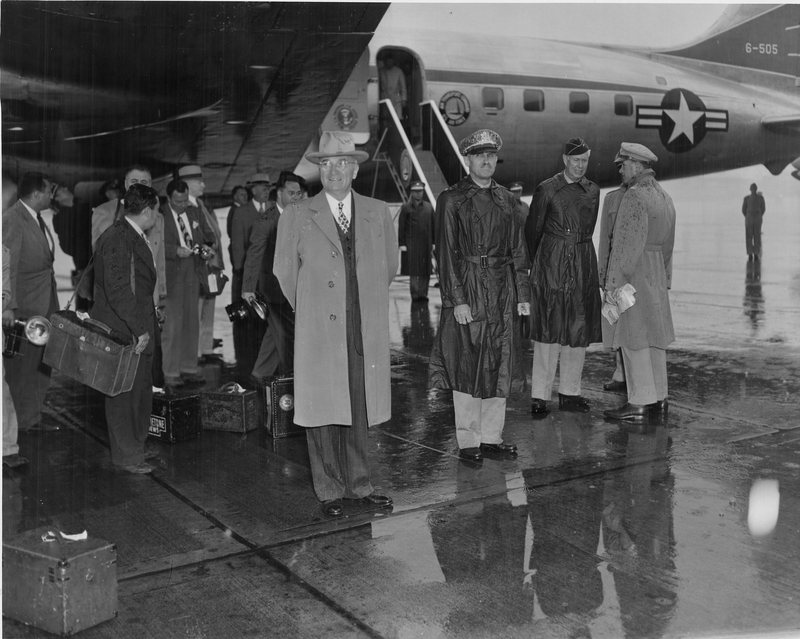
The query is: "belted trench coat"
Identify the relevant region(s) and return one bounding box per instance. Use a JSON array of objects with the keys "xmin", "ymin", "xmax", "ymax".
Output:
[{"xmin": 429, "ymin": 177, "xmax": 531, "ymax": 398}]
